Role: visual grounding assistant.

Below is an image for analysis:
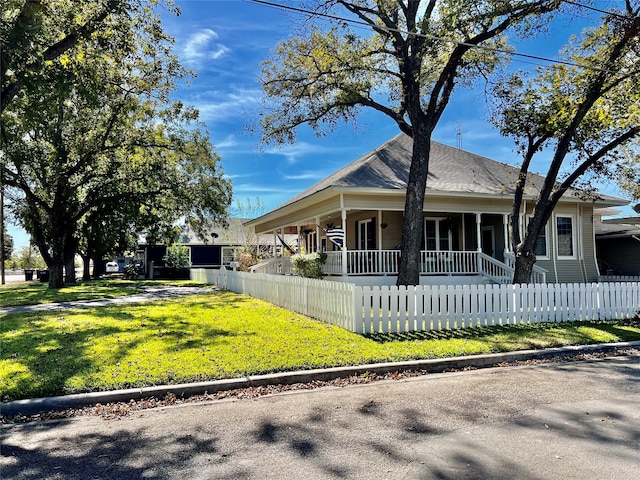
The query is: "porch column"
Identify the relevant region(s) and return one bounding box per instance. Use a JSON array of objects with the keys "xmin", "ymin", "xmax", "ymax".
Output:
[
  {"xmin": 342, "ymin": 208, "xmax": 348, "ymax": 275},
  {"xmin": 297, "ymin": 225, "xmax": 301, "ymax": 254},
  {"xmin": 315, "ymin": 217, "xmax": 320, "ymax": 252},
  {"xmin": 476, "ymin": 213, "xmax": 482, "ymax": 252},
  {"xmin": 503, "ymin": 214, "xmax": 510, "ymax": 254},
  {"xmin": 273, "ymin": 230, "xmax": 277, "ymax": 258},
  {"xmin": 378, "ymin": 210, "xmax": 383, "ymax": 250}
]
